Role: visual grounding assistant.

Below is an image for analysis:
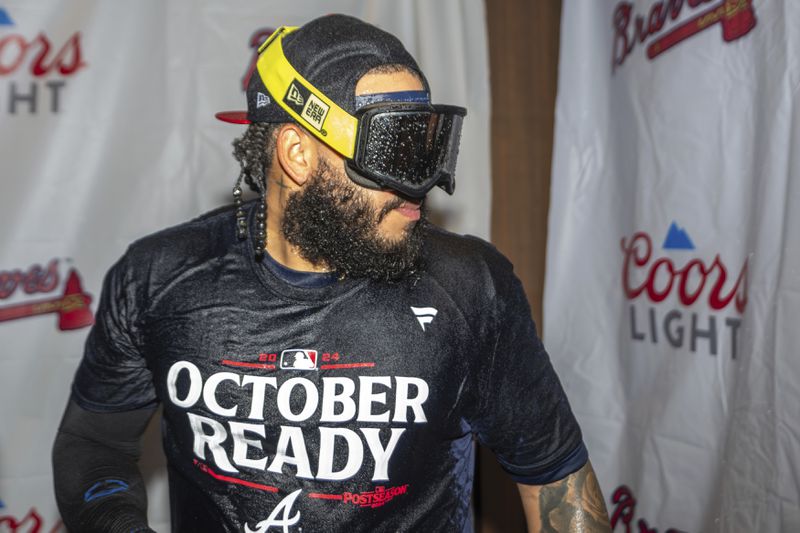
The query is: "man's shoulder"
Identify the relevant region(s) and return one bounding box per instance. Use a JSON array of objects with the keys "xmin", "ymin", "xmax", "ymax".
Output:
[
  {"xmin": 422, "ymin": 225, "xmax": 516, "ymax": 299},
  {"xmin": 125, "ymin": 204, "xmax": 237, "ymax": 260},
  {"xmin": 110, "ymin": 204, "xmax": 240, "ymax": 296},
  {"xmin": 424, "ymin": 225, "xmax": 512, "ymax": 278}
]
